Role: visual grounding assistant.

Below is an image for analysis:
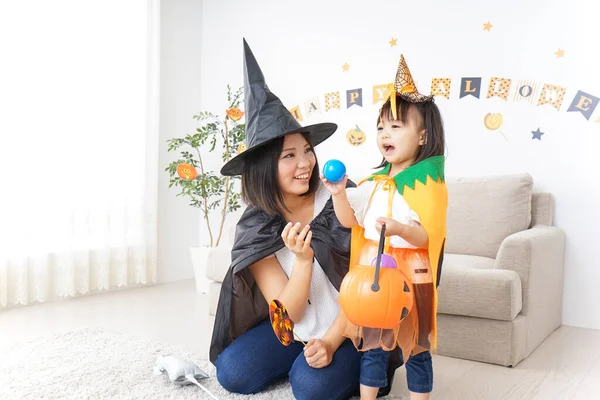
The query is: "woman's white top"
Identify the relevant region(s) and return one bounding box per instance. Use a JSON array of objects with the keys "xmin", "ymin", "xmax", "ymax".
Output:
[
  {"xmin": 272, "ymin": 183, "xmax": 341, "ymax": 340},
  {"xmin": 346, "ymin": 180, "xmax": 420, "ymax": 249}
]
